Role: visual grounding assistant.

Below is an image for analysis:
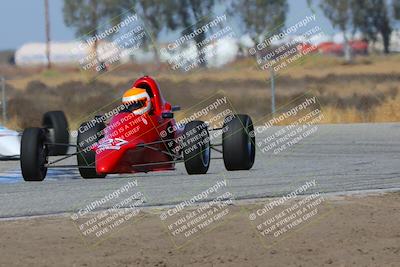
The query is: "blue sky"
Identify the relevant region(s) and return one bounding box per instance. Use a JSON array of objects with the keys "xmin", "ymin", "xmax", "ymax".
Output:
[{"xmin": 0, "ymin": 0, "xmax": 334, "ymax": 51}]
